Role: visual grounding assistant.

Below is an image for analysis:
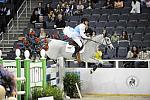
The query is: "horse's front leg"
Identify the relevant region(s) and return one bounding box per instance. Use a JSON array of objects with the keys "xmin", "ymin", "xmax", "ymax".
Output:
[{"xmin": 85, "ymin": 58, "xmax": 103, "ymax": 74}]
